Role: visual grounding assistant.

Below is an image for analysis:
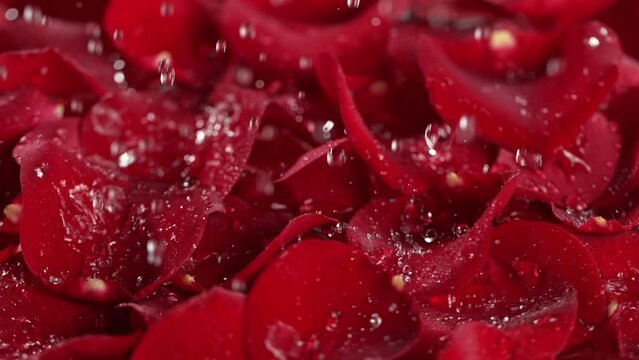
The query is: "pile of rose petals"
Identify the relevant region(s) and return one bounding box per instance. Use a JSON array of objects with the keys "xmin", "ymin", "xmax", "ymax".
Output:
[{"xmin": 1, "ymin": 0, "xmax": 639, "ymax": 358}]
